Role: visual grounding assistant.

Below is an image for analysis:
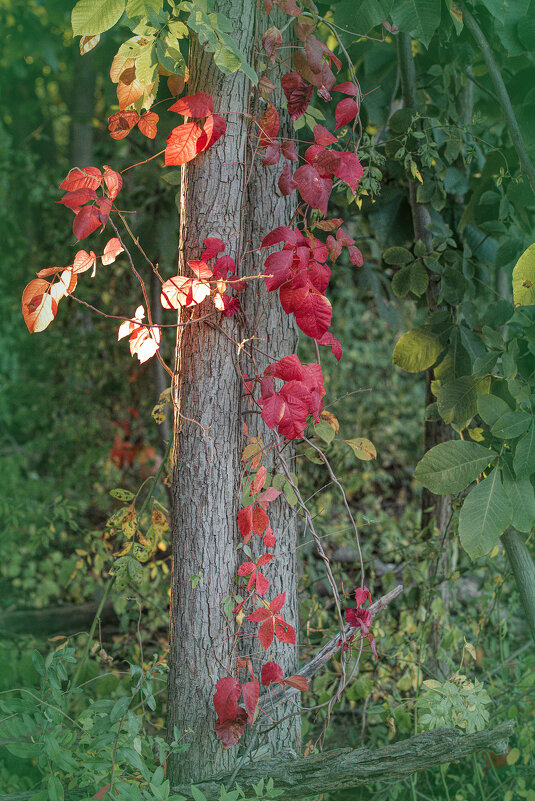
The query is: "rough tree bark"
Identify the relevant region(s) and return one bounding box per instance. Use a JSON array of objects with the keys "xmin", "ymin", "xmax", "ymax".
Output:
[{"xmin": 167, "ymin": 0, "xmax": 299, "ymax": 785}]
